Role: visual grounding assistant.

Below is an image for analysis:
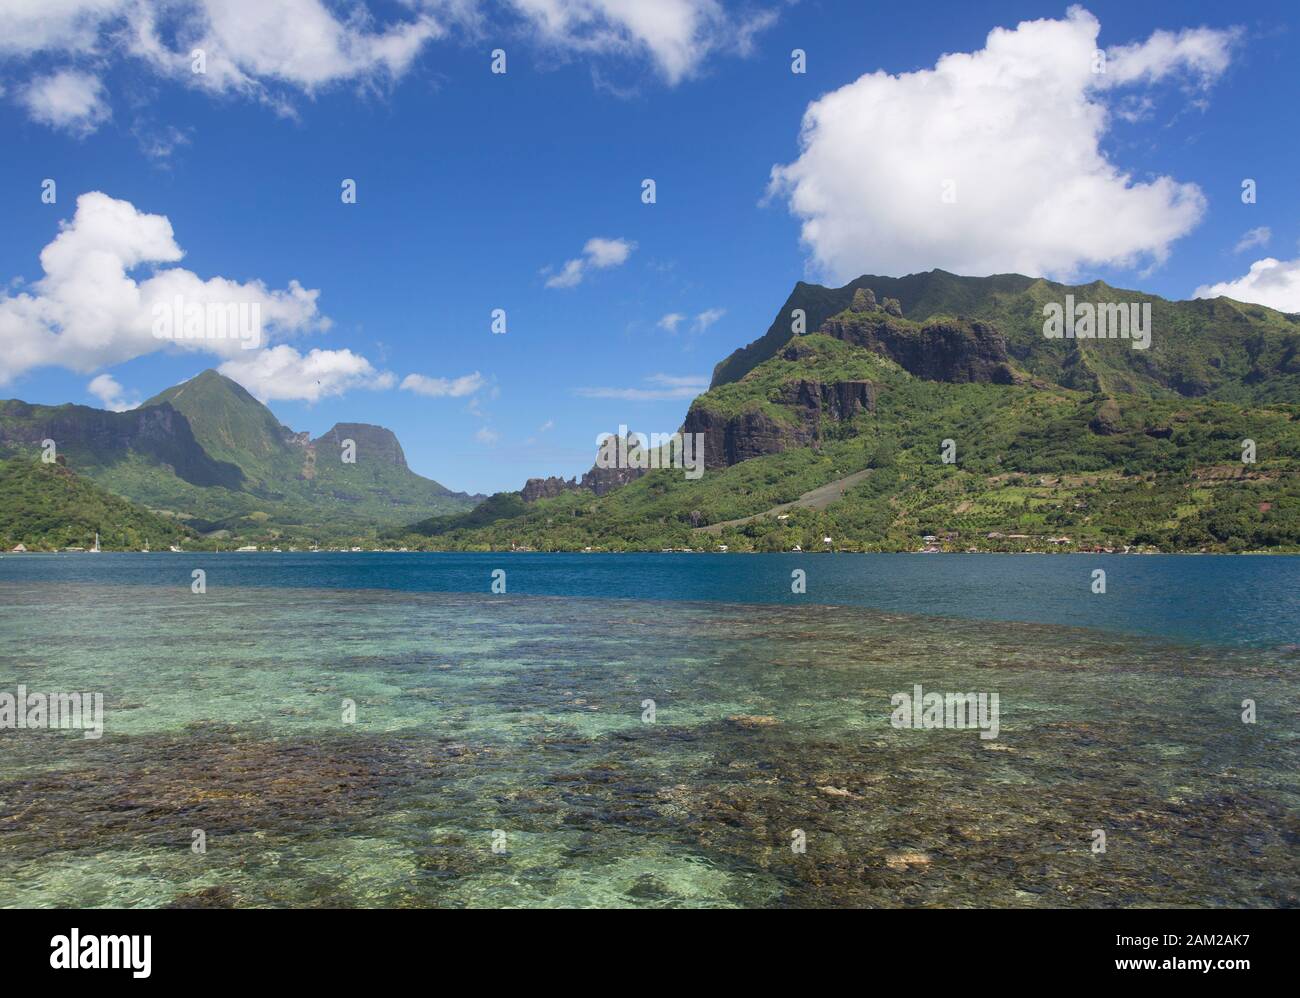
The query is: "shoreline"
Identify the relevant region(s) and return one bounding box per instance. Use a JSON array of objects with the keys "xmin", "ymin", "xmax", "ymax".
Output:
[{"xmin": 6, "ymin": 547, "xmax": 1298, "ymax": 556}]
